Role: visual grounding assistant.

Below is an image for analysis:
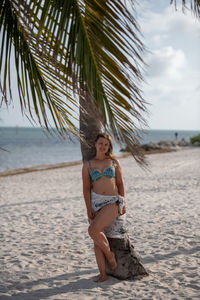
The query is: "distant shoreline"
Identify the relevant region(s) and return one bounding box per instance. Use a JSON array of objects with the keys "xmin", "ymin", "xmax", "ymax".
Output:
[
  {"xmin": 1, "ymin": 128, "xmax": 199, "ymax": 173},
  {"xmin": 0, "ymin": 149, "xmax": 173, "ymax": 178},
  {"xmin": 1, "ymin": 126, "xmax": 199, "ymax": 130}
]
